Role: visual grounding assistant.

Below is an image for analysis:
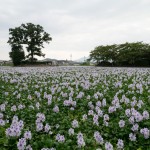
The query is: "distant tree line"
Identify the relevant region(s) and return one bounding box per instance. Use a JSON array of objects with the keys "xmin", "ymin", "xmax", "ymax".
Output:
[
  {"xmin": 8, "ymin": 23, "xmax": 52, "ymax": 66},
  {"xmin": 89, "ymin": 42, "xmax": 150, "ymax": 67}
]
